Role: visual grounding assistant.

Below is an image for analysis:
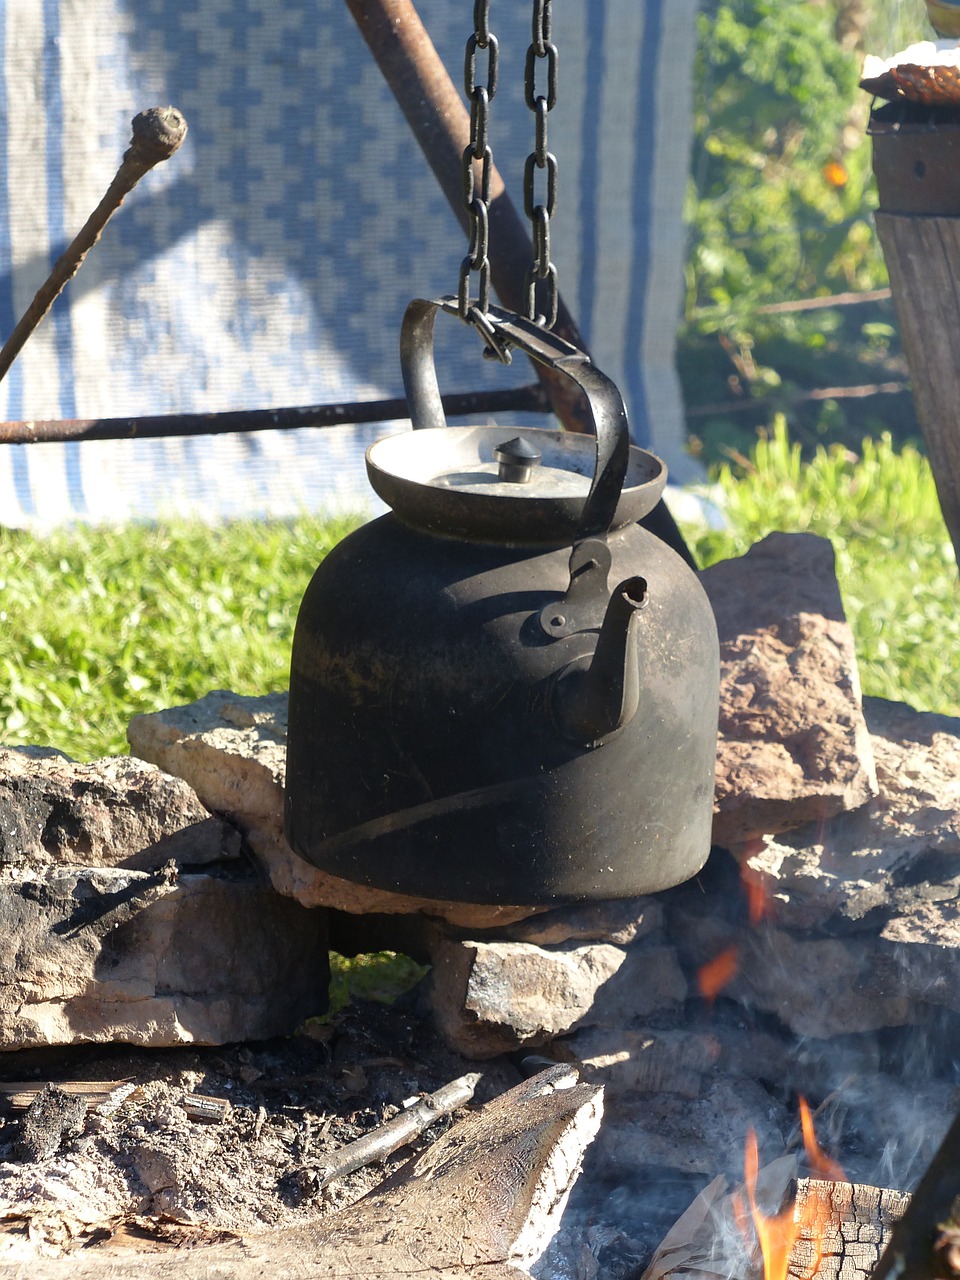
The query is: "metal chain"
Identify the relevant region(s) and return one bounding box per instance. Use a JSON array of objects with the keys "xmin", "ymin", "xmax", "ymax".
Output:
[
  {"xmin": 523, "ymin": 0, "xmax": 559, "ymax": 328},
  {"xmin": 458, "ymin": 0, "xmax": 499, "ymax": 321},
  {"xmin": 457, "ymin": 0, "xmax": 561, "ymax": 340}
]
